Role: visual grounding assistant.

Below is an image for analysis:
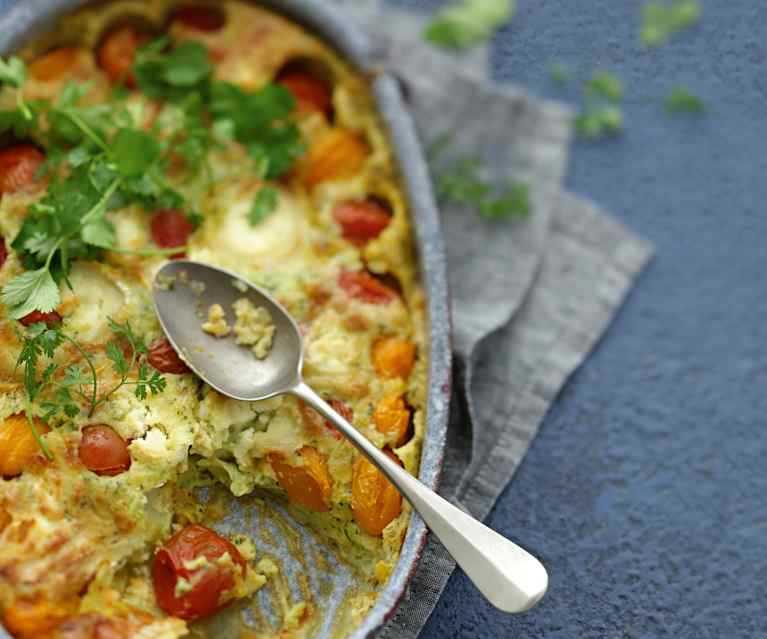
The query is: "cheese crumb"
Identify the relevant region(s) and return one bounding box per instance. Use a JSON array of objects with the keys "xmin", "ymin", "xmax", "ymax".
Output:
[
  {"xmin": 202, "ymin": 303, "xmax": 231, "ymax": 337},
  {"xmin": 232, "ymin": 298, "xmax": 275, "ymax": 359}
]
